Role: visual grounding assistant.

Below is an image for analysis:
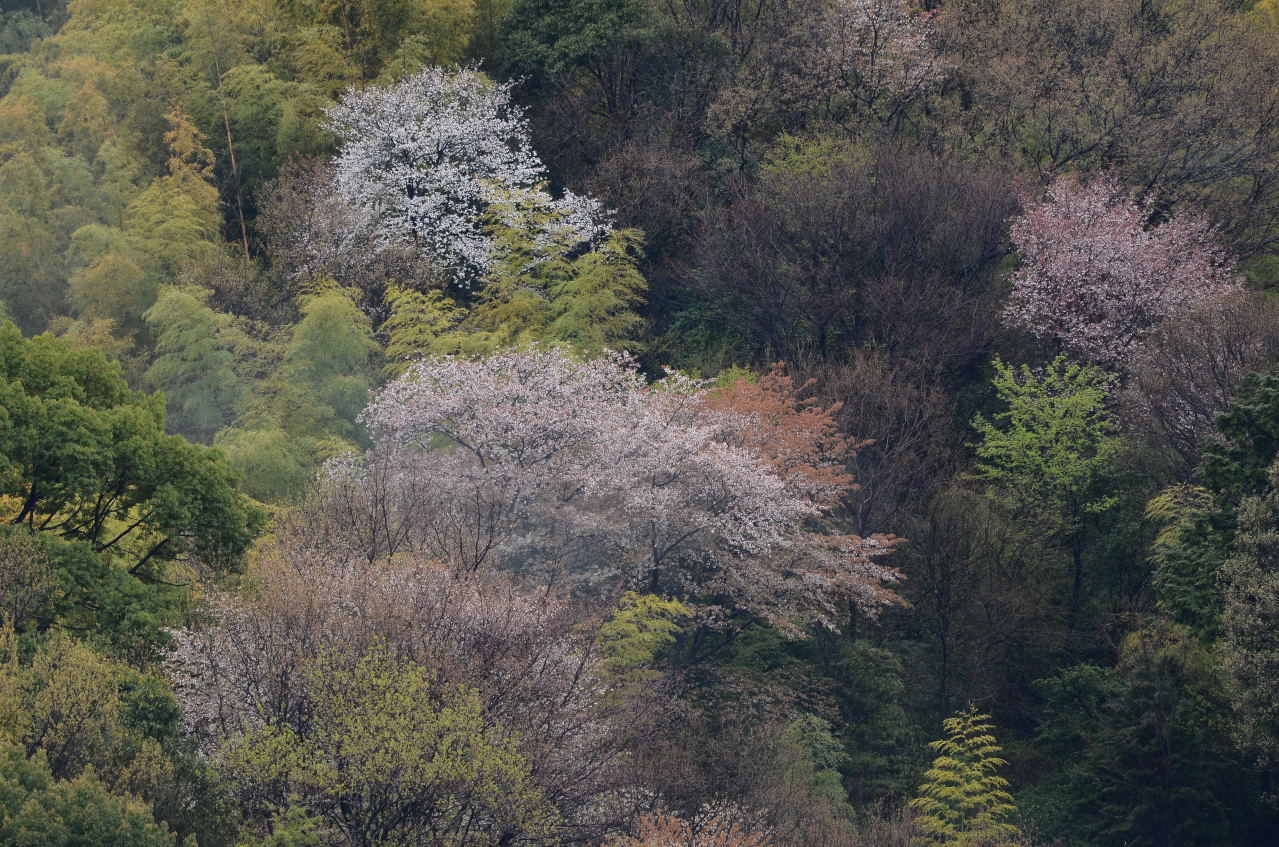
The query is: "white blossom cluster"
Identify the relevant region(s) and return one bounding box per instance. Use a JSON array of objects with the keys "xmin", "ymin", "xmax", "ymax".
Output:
[
  {"xmin": 355, "ymin": 346, "xmax": 898, "ymax": 629},
  {"xmin": 326, "ymin": 67, "xmax": 612, "ymax": 285}
]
